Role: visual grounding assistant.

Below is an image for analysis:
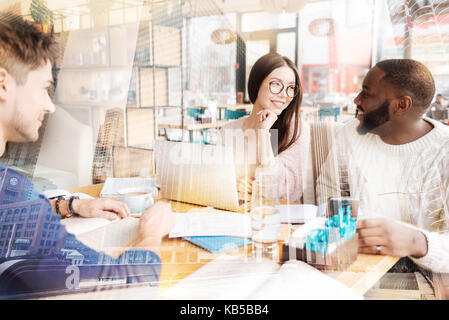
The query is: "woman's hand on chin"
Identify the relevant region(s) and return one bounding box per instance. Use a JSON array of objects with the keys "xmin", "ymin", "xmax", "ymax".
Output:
[{"xmin": 256, "ymin": 110, "xmax": 278, "ymax": 130}]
